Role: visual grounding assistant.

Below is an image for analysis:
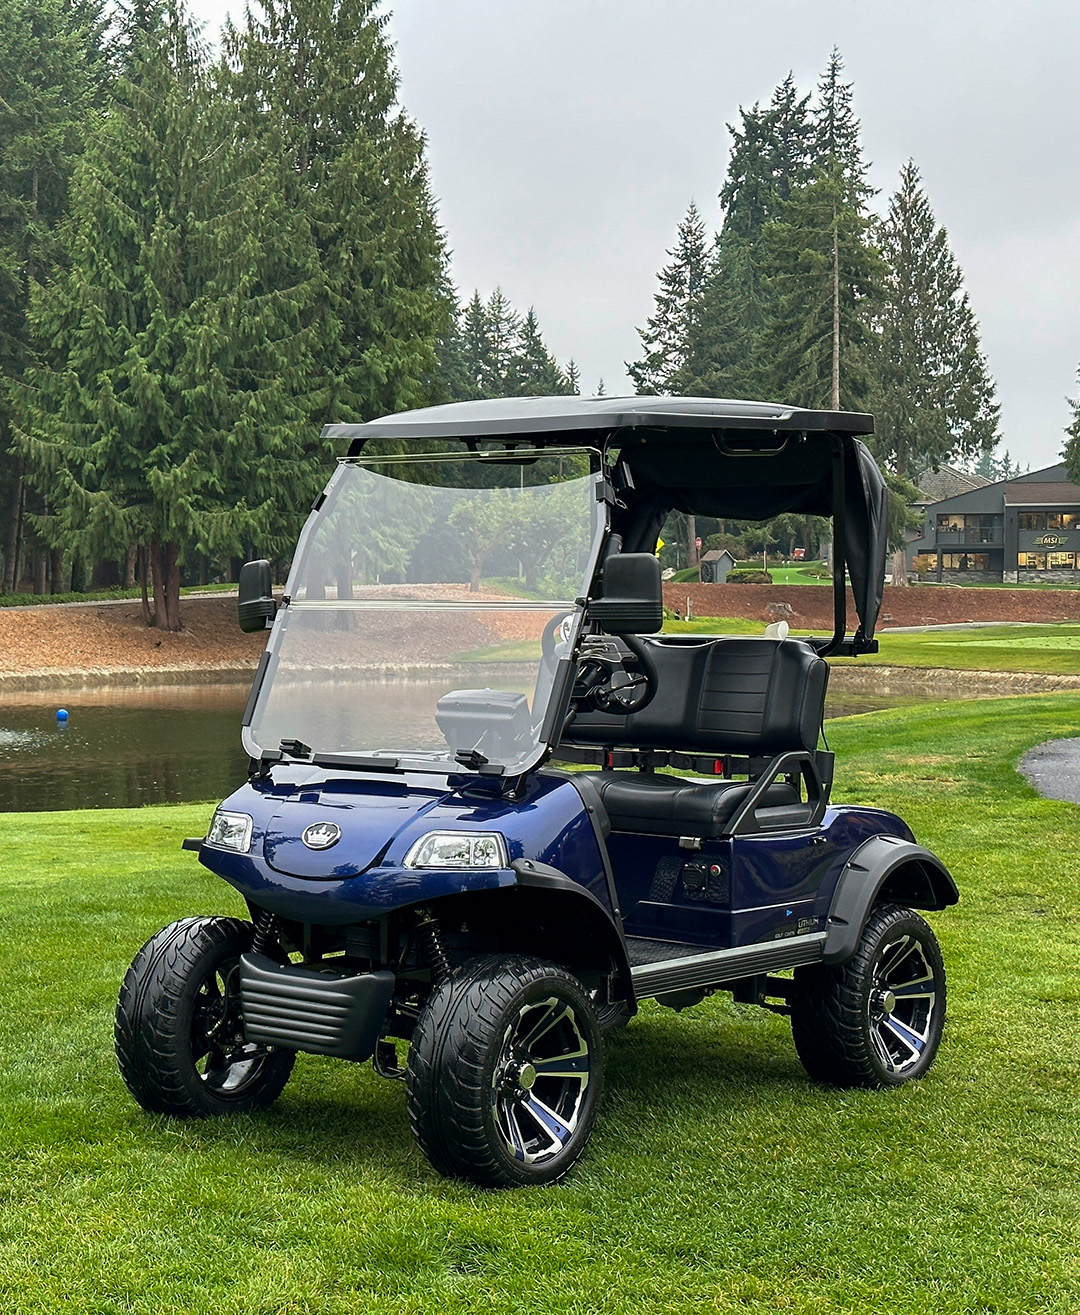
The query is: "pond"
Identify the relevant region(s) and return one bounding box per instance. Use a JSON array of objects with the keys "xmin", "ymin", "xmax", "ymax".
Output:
[{"xmin": 0, "ymin": 680, "xmax": 926, "ymax": 814}]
